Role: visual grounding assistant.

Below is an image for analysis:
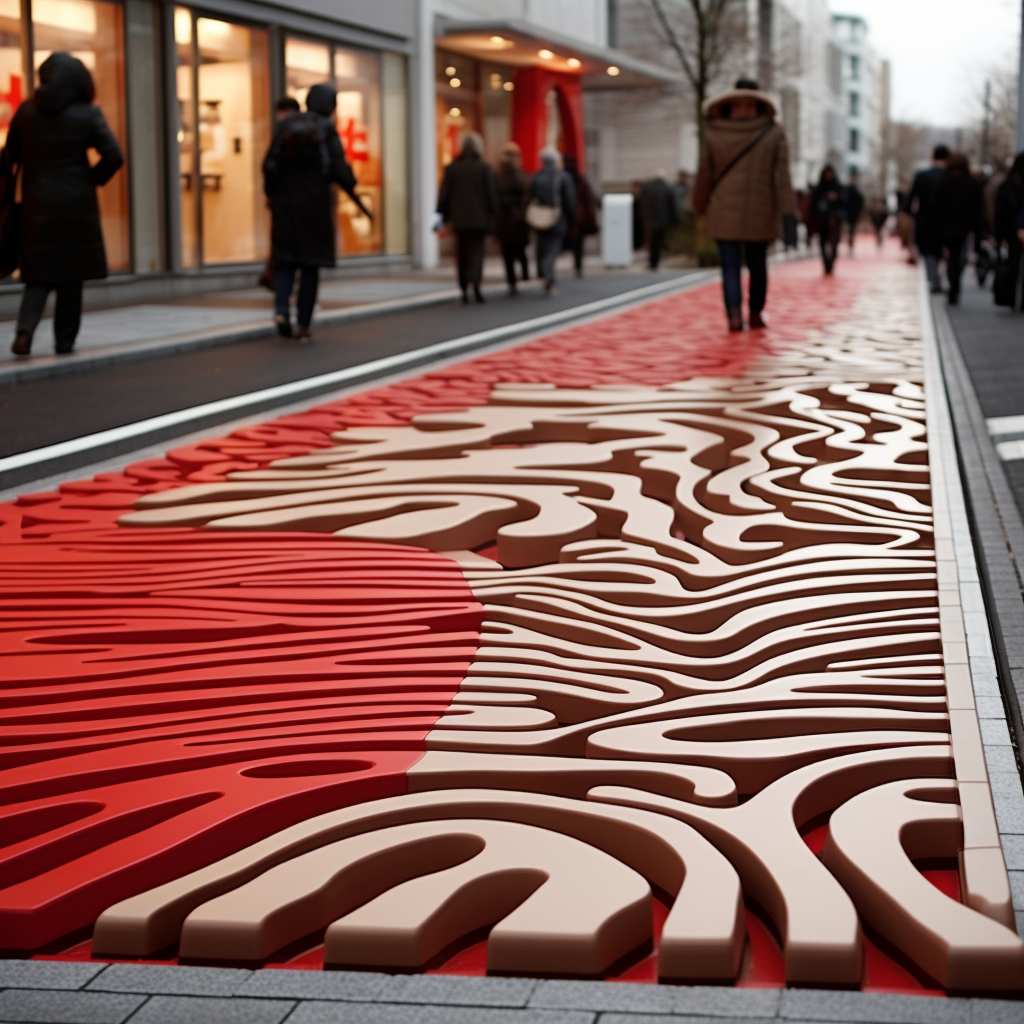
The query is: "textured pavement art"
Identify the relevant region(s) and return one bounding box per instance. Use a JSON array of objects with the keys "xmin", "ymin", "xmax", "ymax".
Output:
[{"xmin": 2, "ymin": 255, "xmax": 1022, "ymax": 997}]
